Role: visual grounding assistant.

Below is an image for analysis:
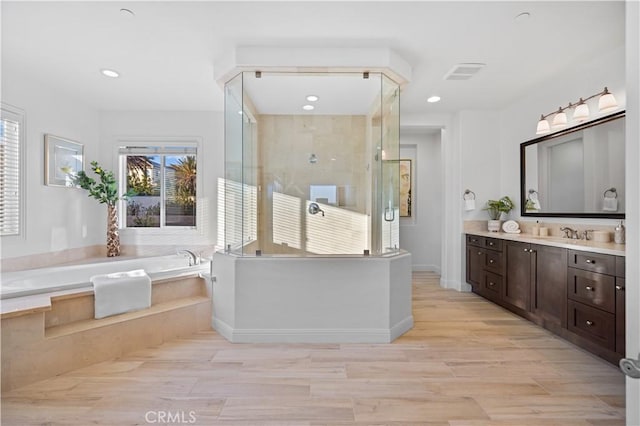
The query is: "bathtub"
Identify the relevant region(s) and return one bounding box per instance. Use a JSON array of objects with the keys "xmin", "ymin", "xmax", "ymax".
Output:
[{"xmin": 0, "ymin": 255, "xmax": 211, "ymax": 299}]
